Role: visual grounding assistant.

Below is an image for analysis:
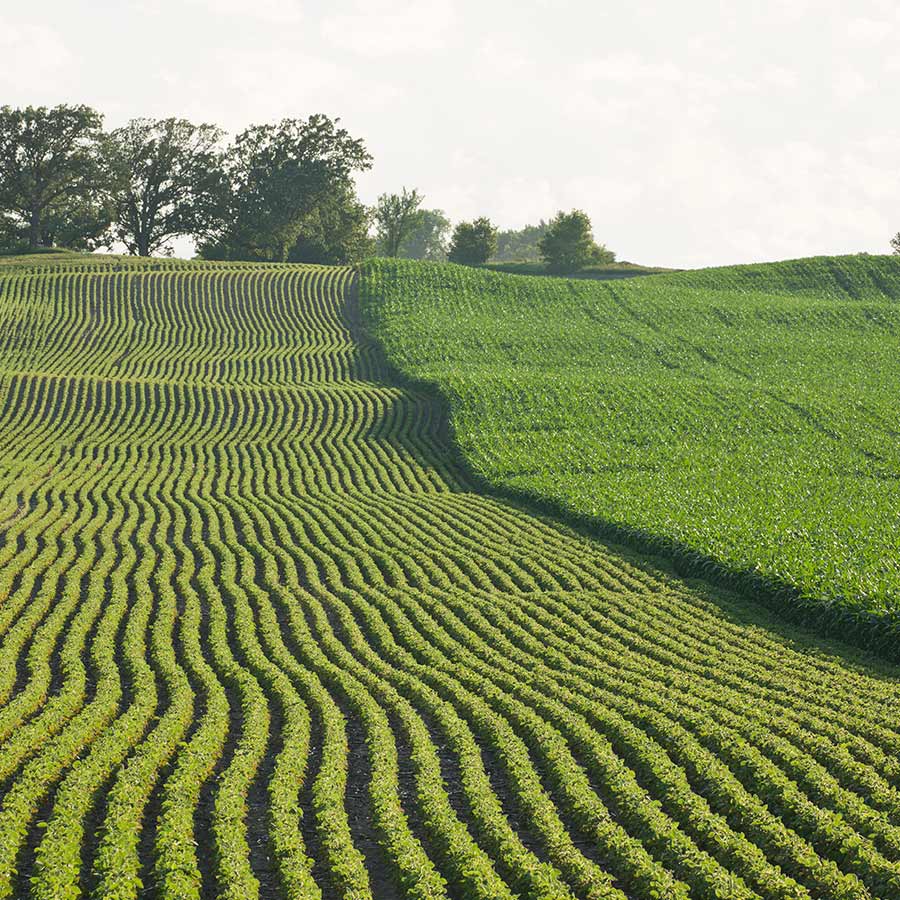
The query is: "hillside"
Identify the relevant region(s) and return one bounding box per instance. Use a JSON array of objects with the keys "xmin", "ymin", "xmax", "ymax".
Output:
[
  {"xmin": 0, "ymin": 256, "xmax": 899, "ymax": 900},
  {"xmin": 361, "ymin": 255, "xmax": 900, "ymax": 653},
  {"xmin": 482, "ymin": 261, "xmax": 674, "ymax": 279}
]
